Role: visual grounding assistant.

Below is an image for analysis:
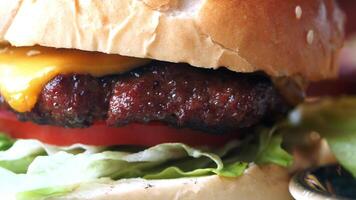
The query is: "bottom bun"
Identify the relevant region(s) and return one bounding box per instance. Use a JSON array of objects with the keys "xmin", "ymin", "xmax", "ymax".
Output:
[{"xmin": 51, "ymin": 164, "xmax": 292, "ymax": 200}]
